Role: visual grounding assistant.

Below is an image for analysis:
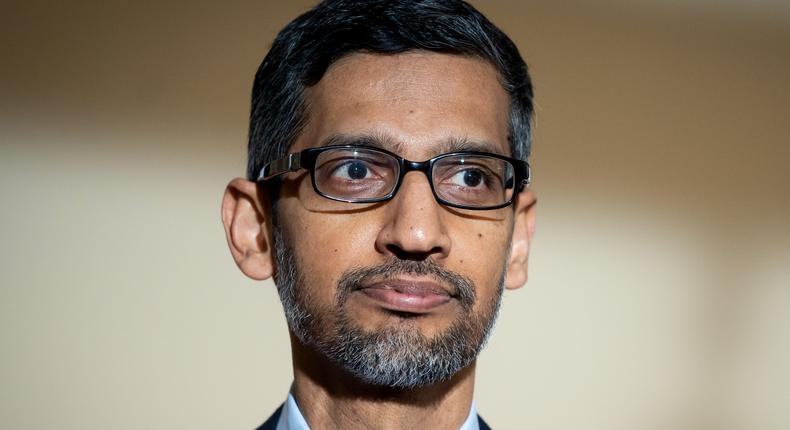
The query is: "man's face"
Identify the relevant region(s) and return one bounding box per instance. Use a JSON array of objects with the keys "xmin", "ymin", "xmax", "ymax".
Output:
[{"xmin": 273, "ymin": 52, "xmax": 516, "ymax": 387}]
